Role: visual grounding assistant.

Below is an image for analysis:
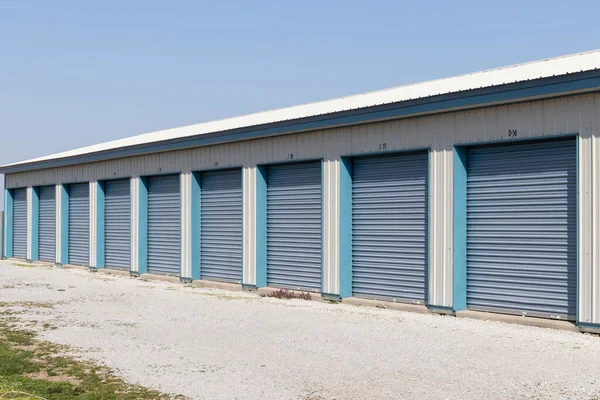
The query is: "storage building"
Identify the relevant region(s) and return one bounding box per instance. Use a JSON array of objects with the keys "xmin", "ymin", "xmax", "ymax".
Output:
[{"xmin": 2, "ymin": 50, "xmax": 600, "ymax": 332}]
